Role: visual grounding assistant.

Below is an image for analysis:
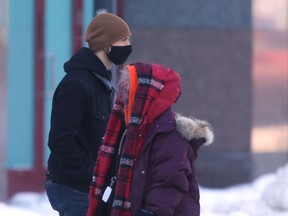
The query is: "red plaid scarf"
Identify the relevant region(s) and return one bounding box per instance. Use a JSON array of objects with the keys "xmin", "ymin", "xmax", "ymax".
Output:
[{"xmin": 88, "ymin": 63, "xmax": 180, "ymax": 216}]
